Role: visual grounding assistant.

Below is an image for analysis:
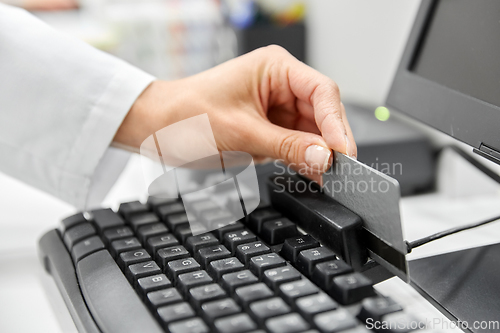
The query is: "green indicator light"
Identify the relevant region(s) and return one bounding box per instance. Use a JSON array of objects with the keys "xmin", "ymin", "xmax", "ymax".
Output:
[{"xmin": 375, "ymin": 106, "xmax": 390, "ymax": 121}]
